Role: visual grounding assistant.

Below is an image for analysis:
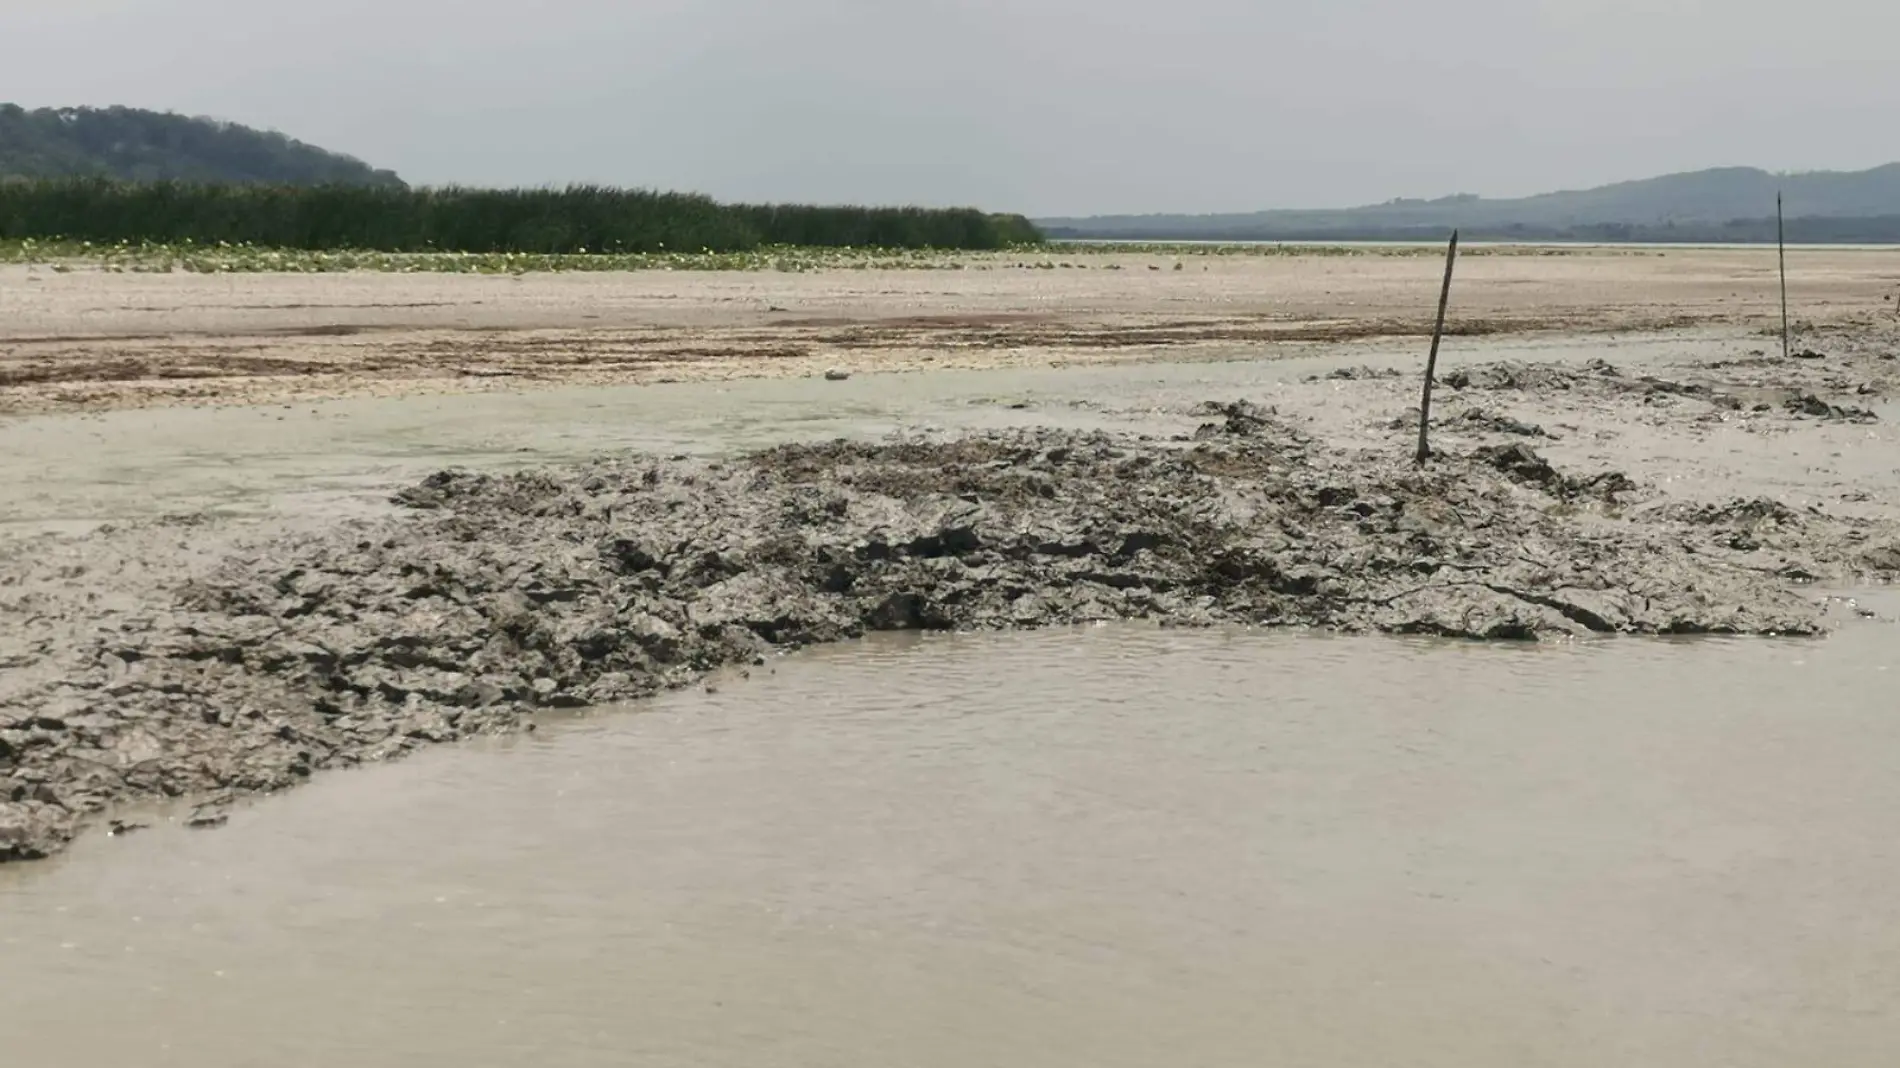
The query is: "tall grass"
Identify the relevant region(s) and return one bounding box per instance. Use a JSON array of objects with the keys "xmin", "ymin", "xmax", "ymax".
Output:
[{"xmin": 0, "ymin": 180, "xmax": 1044, "ymax": 253}]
